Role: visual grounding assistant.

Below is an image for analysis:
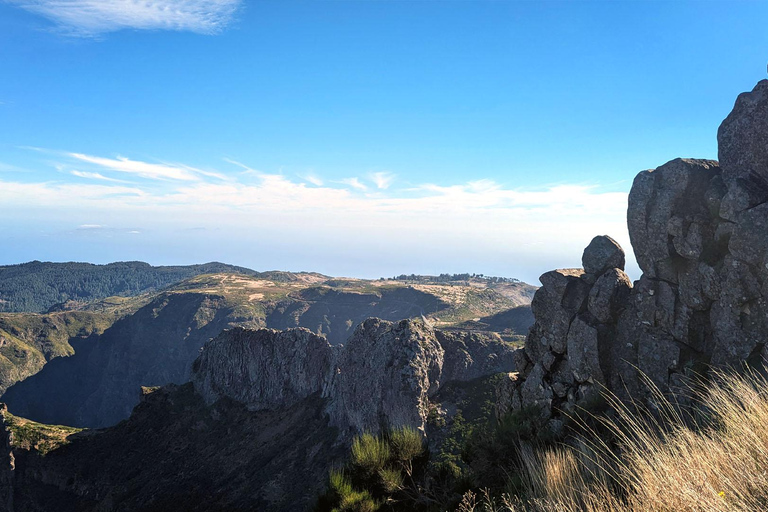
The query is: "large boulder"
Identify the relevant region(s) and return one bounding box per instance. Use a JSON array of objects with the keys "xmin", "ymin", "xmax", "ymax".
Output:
[{"xmin": 582, "ymin": 235, "xmax": 625, "ymax": 277}]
